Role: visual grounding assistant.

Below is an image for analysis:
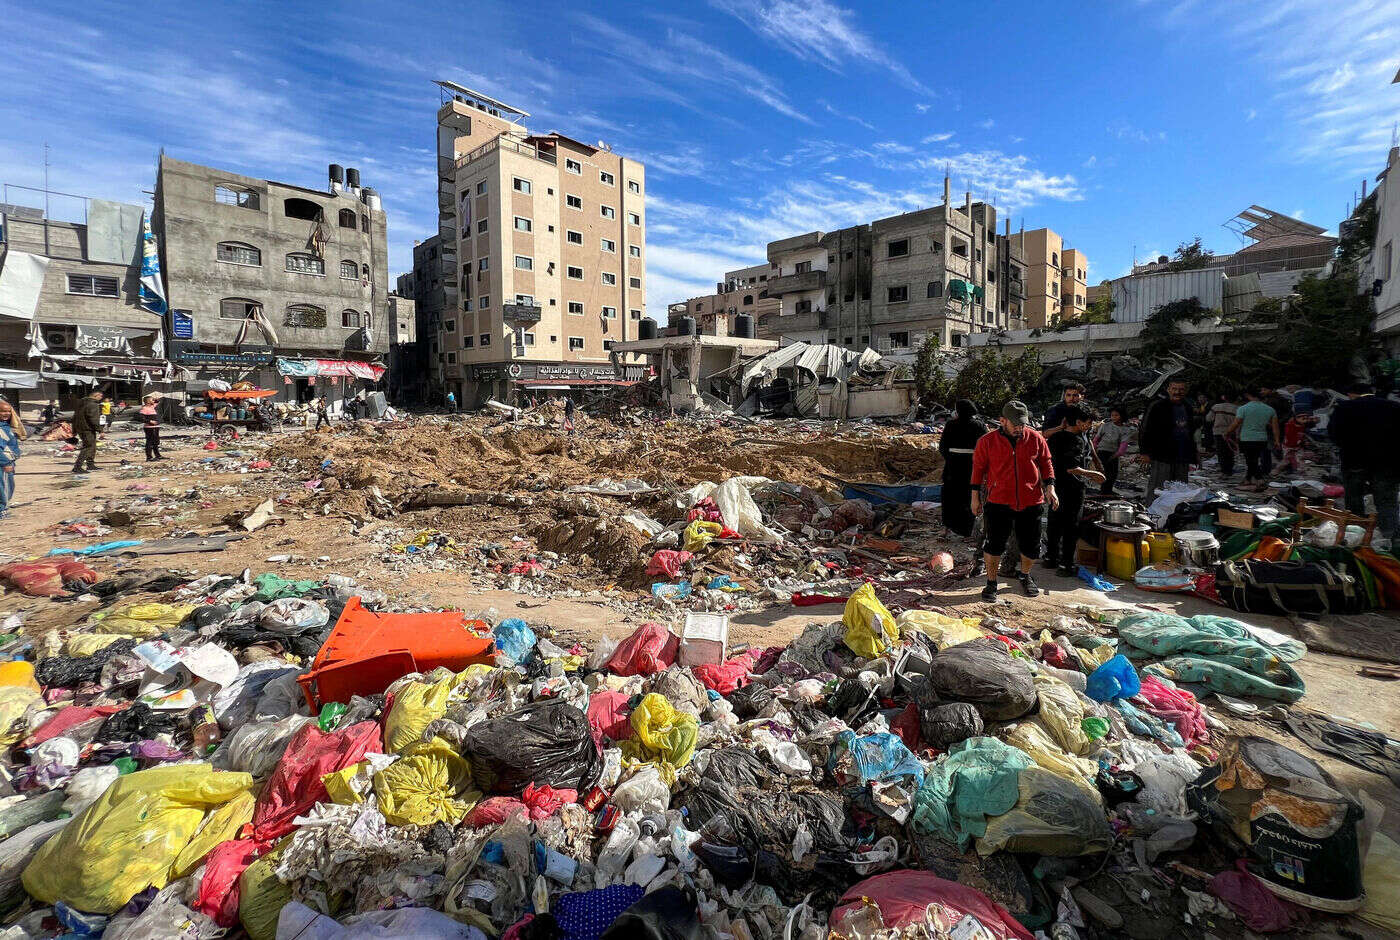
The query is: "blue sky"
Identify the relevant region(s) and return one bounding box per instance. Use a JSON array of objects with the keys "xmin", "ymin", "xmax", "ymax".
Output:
[{"xmin": 2, "ymin": 0, "xmax": 1398, "ymax": 308}]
